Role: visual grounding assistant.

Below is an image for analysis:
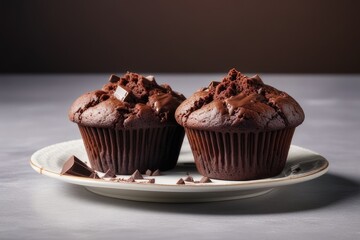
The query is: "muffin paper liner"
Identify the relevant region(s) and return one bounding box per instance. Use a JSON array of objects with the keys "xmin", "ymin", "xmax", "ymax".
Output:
[
  {"xmin": 185, "ymin": 127, "xmax": 296, "ymax": 180},
  {"xmin": 78, "ymin": 125, "xmax": 185, "ymax": 174}
]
